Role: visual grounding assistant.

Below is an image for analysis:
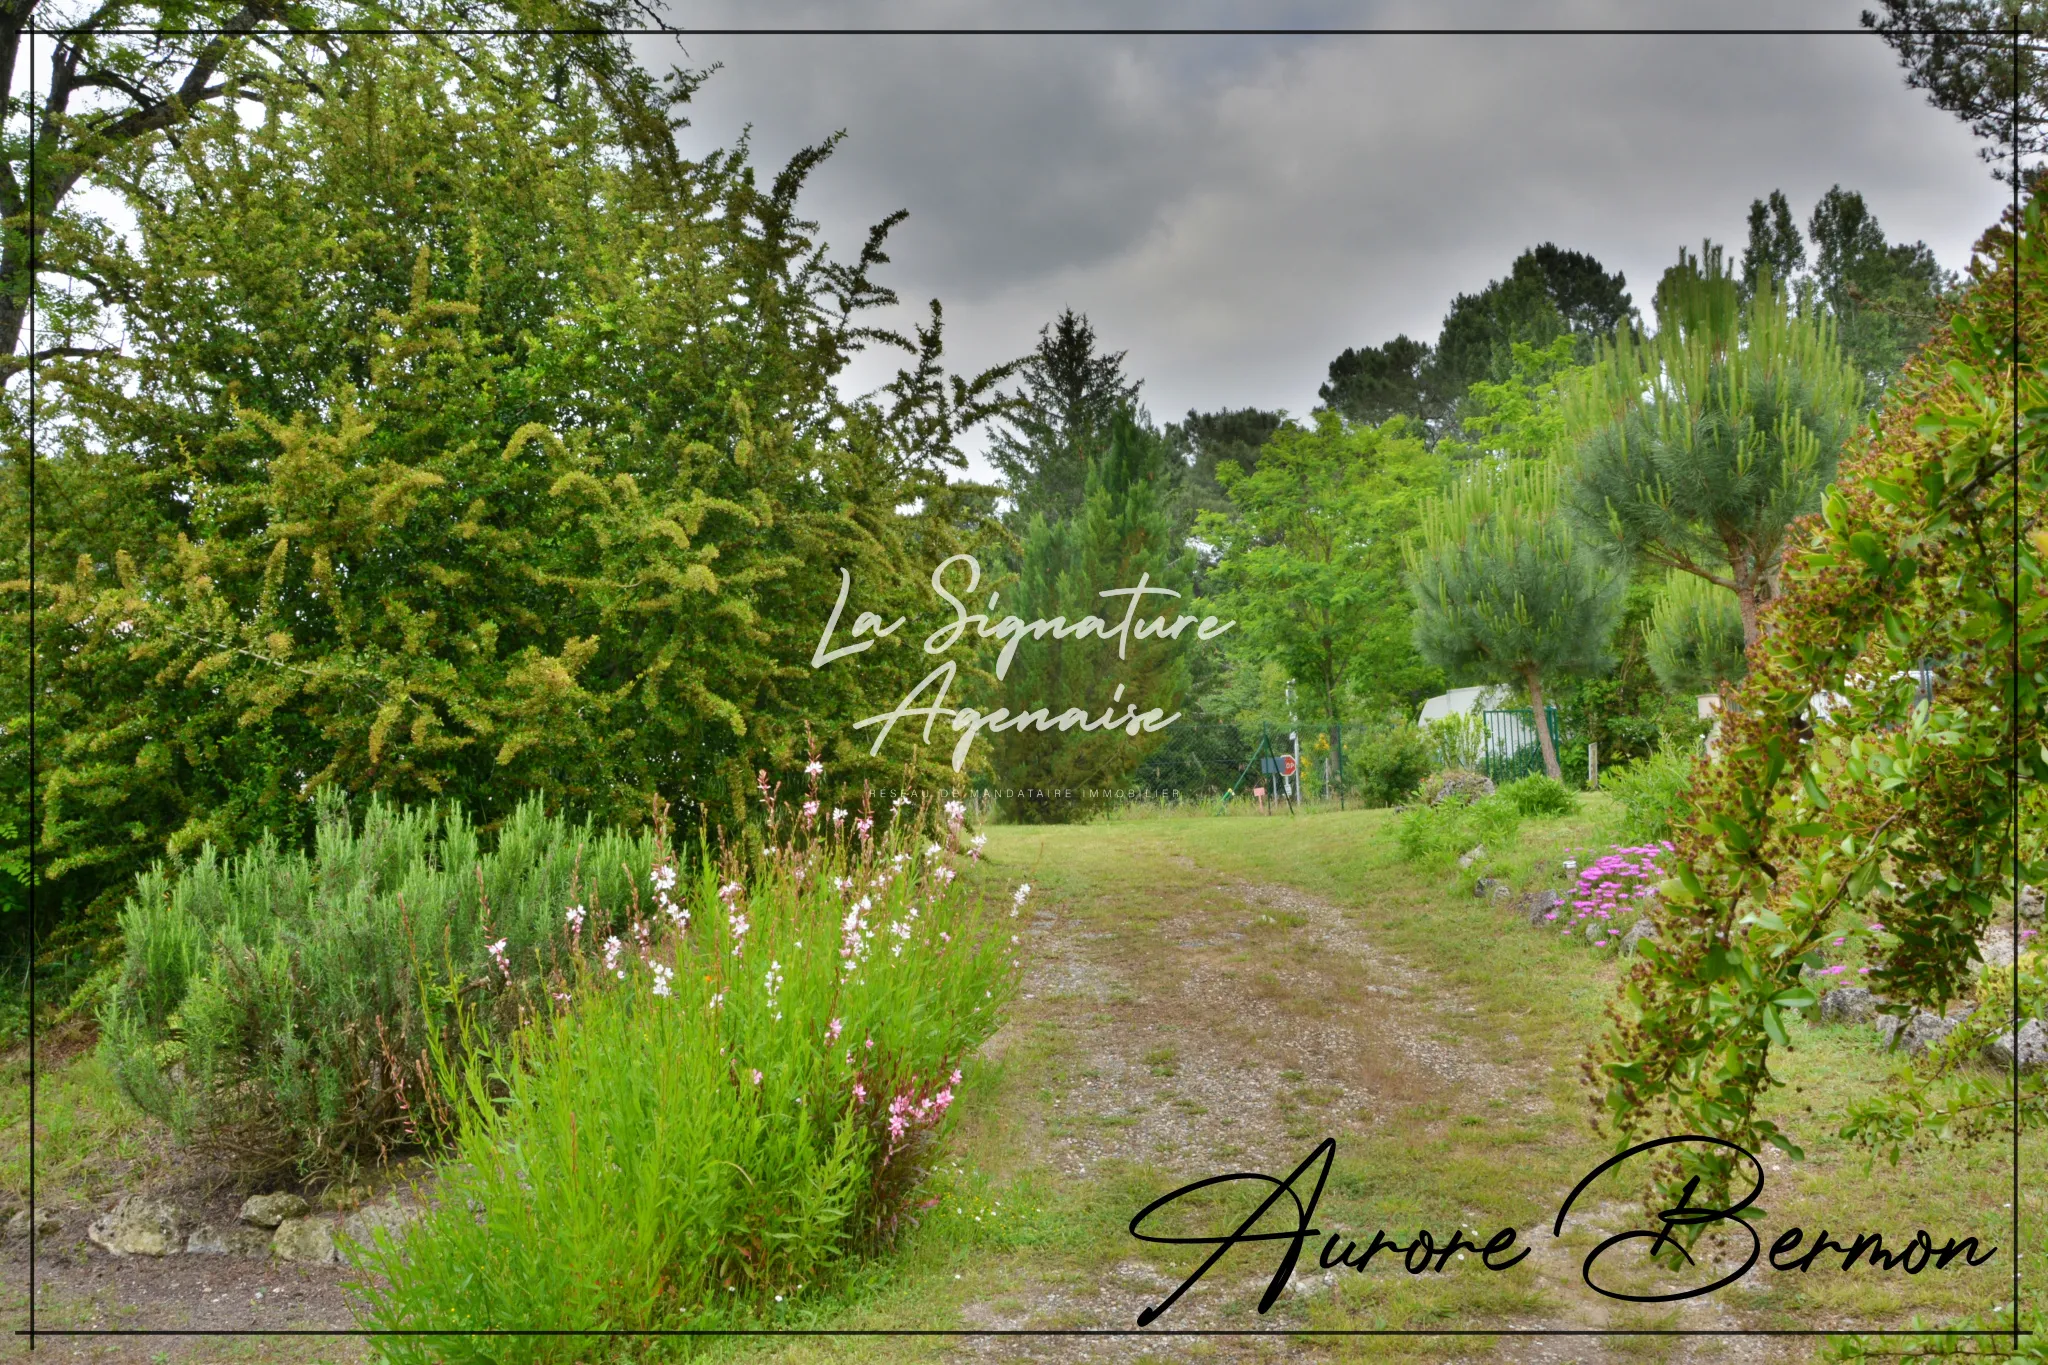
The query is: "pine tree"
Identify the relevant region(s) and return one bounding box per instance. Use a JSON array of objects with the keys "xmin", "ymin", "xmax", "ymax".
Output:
[
  {"xmin": 987, "ymin": 310, "xmax": 1143, "ymax": 525},
  {"xmin": 989, "ymin": 416, "xmax": 1190, "ymax": 822},
  {"xmin": 1566, "ymin": 244, "xmax": 1863, "ymax": 649},
  {"xmin": 1165, "ymin": 406, "xmax": 1284, "ymax": 523},
  {"xmin": 1405, "ymin": 460, "xmax": 1623, "ymax": 782},
  {"xmin": 1643, "ymin": 571, "xmax": 1749, "ymax": 695},
  {"xmin": 1863, "ymin": 0, "xmax": 2048, "ymax": 182},
  {"xmin": 1319, "ymin": 336, "xmax": 1439, "ymax": 428}
]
